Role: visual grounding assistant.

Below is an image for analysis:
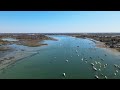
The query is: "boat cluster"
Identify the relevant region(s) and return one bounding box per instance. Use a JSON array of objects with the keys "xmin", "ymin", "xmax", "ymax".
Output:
[
  {"xmin": 90, "ymin": 61, "xmax": 108, "ymax": 79},
  {"xmin": 113, "ymin": 64, "xmax": 120, "ymax": 76},
  {"xmin": 57, "ymin": 44, "xmax": 120, "ymax": 79}
]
